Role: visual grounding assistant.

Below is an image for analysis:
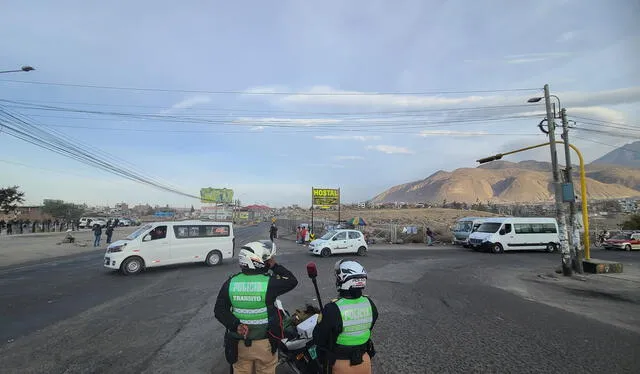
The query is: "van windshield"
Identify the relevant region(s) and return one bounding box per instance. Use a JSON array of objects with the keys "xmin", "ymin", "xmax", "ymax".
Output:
[
  {"xmin": 126, "ymin": 224, "xmax": 152, "ymax": 240},
  {"xmin": 453, "ymin": 221, "xmax": 473, "ymax": 232},
  {"xmin": 476, "ymin": 222, "xmax": 502, "ymax": 233}
]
